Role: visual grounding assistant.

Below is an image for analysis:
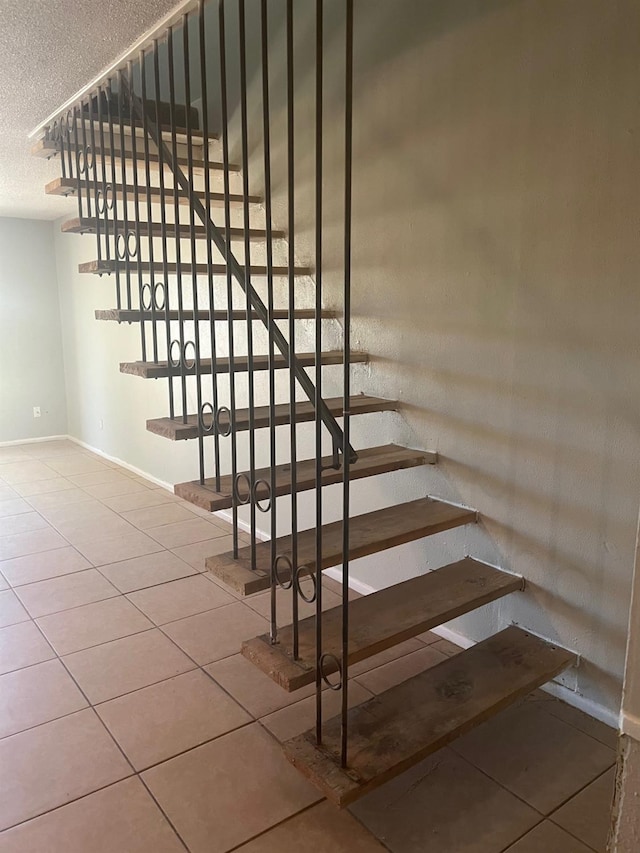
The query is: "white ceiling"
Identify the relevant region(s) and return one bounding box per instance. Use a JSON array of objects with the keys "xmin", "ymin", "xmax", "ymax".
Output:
[{"xmin": 0, "ymin": 0, "xmax": 181, "ymax": 220}]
